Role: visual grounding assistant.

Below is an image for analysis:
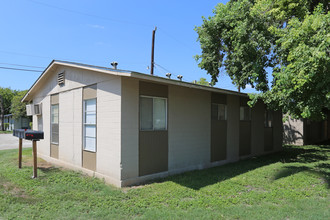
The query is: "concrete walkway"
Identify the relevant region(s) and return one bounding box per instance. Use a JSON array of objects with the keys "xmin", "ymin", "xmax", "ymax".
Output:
[{"xmin": 0, "ymin": 134, "xmax": 32, "ymax": 150}]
